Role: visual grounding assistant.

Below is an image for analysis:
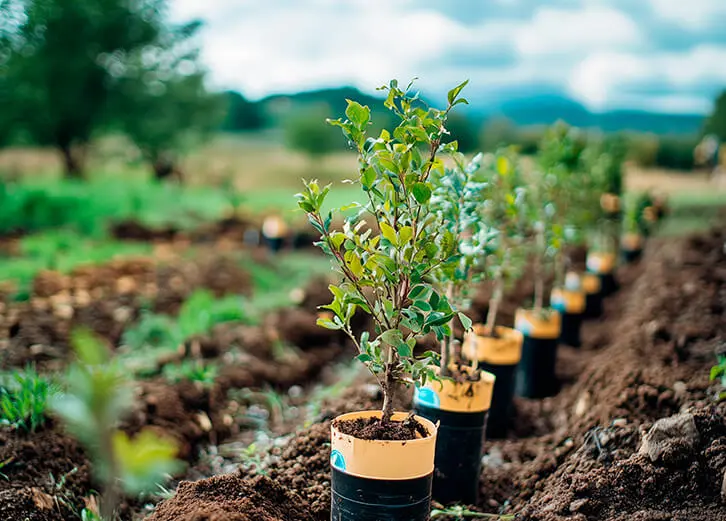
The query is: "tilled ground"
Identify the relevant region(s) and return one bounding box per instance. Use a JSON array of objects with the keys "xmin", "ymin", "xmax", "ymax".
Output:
[{"xmin": 149, "ymin": 228, "xmax": 726, "ymax": 521}]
